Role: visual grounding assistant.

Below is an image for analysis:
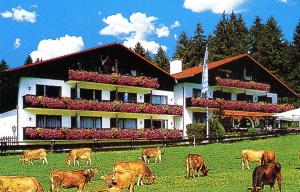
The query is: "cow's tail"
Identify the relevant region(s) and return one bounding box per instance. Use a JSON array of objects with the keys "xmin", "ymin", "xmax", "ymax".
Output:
[{"xmin": 49, "ymin": 172, "xmax": 54, "ymax": 192}]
